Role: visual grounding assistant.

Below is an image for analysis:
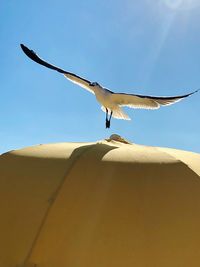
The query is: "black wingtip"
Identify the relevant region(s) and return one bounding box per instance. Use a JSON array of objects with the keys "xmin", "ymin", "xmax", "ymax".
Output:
[
  {"xmin": 20, "ymin": 43, "xmax": 29, "ymax": 53},
  {"xmin": 19, "ymin": 43, "xmax": 67, "ymax": 74},
  {"xmin": 188, "ymin": 88, "xmax": 200, "ymax": 97},
  {"xmin": 20, "ymin": 43, "xmax": 38, "ymax": 62}
]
